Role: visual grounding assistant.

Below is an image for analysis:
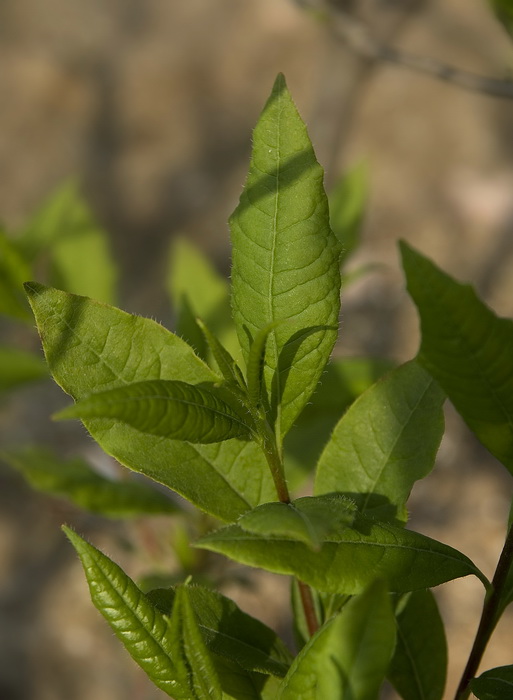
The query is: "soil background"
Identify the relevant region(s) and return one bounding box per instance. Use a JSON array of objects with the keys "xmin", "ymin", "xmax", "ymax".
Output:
[{"xmin": 1, "ymin": 1, "xmax": 513, "ymax": 698}]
